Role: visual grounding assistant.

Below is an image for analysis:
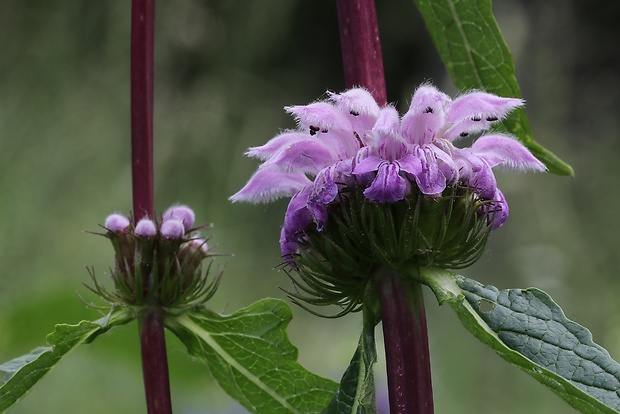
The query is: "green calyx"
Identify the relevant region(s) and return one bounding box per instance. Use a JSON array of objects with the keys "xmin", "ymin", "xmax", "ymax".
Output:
[
  {"xmin": 88, "ymin": 231, "xmax": 221, "ymax": 310},
  {"xmin": 288, "ymin": 186, "xmax": 491, "ymax": 316}
]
